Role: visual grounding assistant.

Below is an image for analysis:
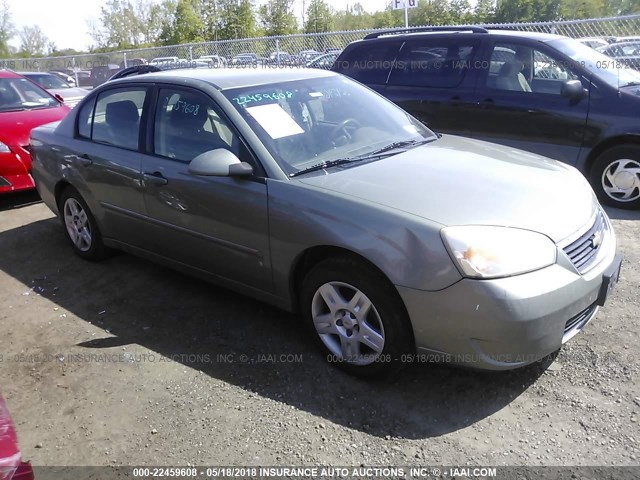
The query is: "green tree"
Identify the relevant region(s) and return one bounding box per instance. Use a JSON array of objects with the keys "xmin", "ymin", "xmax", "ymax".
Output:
[
  {"xmin": 411, "ymin": 0, "xmax": 454, "ymax": 25},
  {"xmin": 371, "ymin": 8, "xmax": 402, "ymax": 29},
  {"xmin": 0, "ymin": 0, "xmax": 14, "ymax": 57},
  {"xmin": 259, "ymin": 0, "xmax": 298, "ymax": 35},
  {"xmin": 135, "ymin": 0, "xmax": 175, "ymax": 45},
  {"xmin": 217, "ymin": 0, "xmax": 256, "ymax": 40},
  {"xmin": 558, "ymin": 0, "xmax": 606, "ymax": 20},
  {"xmin": 473, "ymin": 0, "xmax": 496, "ymax": 23},
  {"xmin": 304, "ymin": 0, "xmax": 333, "ymax": 33},
  {"xmin": 449, "ymin": 0, "xmax": 473, "ymax": 23},
  {"xmin": 161, "ymin": 0, "xmax": 206, "ymax": 44},
  {"xmin": 602, "ymin": 0, "xmax": 640, "ymax": 15},
  {"xmin": 494, "ymin": 0, "xmax": 560, "ymax": 22},
  {"xmin": 334, "ymin": 3, "xmax": 374, "ymax": 31},
  {"xmin": 18, "ymin": 25, "xmax": 49, "ymax": 57}
]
